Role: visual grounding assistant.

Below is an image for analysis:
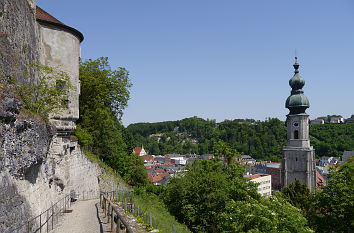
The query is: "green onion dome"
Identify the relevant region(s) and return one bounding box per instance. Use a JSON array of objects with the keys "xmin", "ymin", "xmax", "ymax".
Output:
[{"xmin": 285, "ymin": 57, "xmax": 310, "ymax": 114}]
